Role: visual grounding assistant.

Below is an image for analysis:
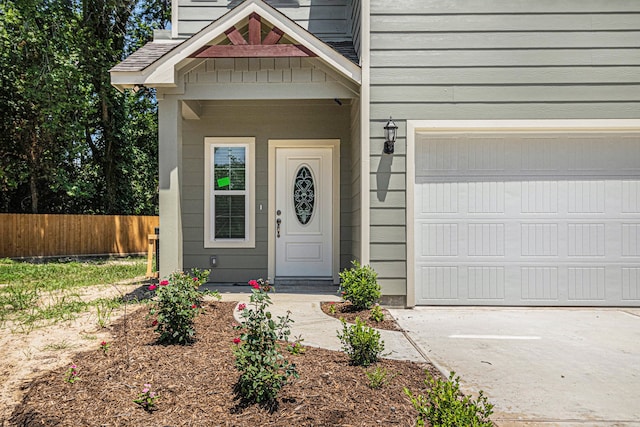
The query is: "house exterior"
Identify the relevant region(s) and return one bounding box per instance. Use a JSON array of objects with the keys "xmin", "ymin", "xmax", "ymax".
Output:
[{"xmin": 111, "ymin": 0, "xmax": 640, "ymax": 307}]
